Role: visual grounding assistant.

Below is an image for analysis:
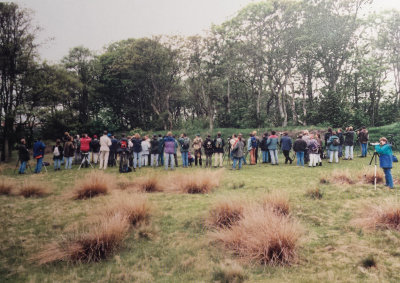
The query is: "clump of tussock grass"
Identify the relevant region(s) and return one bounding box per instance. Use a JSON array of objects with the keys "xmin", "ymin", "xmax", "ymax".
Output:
[
  {"xmin": 306, "ymin": 187, "xmax": 323, "ymax": 200},
  {"xmin": 232, "ymin": 182, "xmax": 245, "ymax": 190},
  {"xmin": 18, "ymin": 179, "xmax": 51, "ymax": 197},
  {"xmin": 361, "ymin": 254, "xmax": 377, "ymax": 269},
  {"xmin": 170, "ymin": 169, "xmax": 223, "ymax": 194},
  {"xmin": 320, "ymin": 169, "xmax": 355, "ymax": 185},
  {"xmin": 210, "ymin": 206, "xmax": 302, "ymax": 265},
  {"xmin": 358, "ymin": 167, "xmax": 384, "ymax": 185},
  {"xmin": 99, "ymin": 193, "xmax": 152, "ymax": 227},
  {"xmin": 352, "ymin": 202, "xmax": 400, "ymax": 231},
  {"xmin": 33, "ymin": 213, "xmax": 129, "ymax": 265},
  {"xmin": 71, "ymin": 171, "xmax": 116, "ymax": 199},
  {"xmin": 207, "ymin": 200, "xmax": 244, "ymax": 229},
  {"xmin": 0, "ymin": 178, "xmax": 17, "ymax": 195},
  {"xmin": 319, "ymin": 177, "xmax": 330, "ymax": 184},
  {"xmin": 212, "ymin": 260, "xmax": 247, "ymax": 283},
  {"xmin": 136, "ymin": 174, "xmax": 164, "ymax": 193},
  {"xmin": 261, "ymin": 192, "xmax": 290, "ymax": 216}
]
